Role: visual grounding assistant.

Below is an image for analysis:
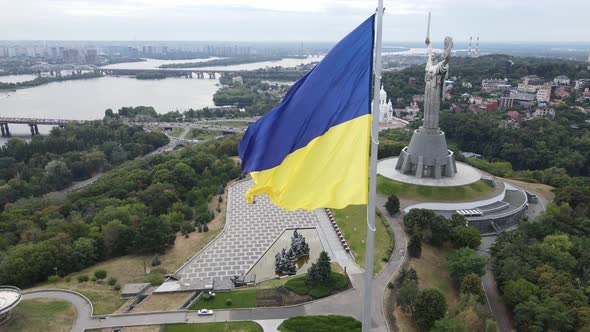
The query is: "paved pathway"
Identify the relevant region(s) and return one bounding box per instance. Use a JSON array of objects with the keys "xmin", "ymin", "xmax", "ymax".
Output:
[
  {"xmin": 314, "ymin": 209, "xmax": 363, "ymax": 275},
  {"xmin": 22, "ymin": 289, "xmax": 94, "ymax": 332},
  {"xmin": 173, "ymin": 179, "xmax": 317, "ymax": 287},
  {"xmin": 22, "ymin": 191, "xmax": 408, "ymax": 332}
]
